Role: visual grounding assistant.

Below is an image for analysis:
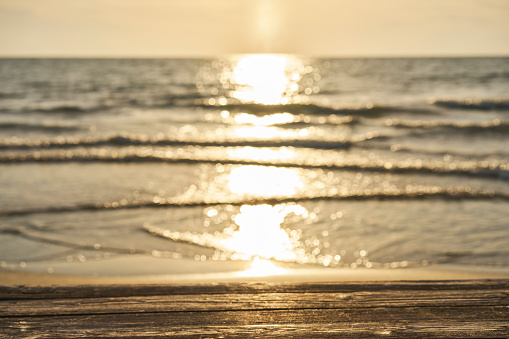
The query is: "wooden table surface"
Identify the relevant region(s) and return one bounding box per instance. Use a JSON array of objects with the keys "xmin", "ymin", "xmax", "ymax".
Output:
[{"xmin": 1, "ymin": 280, "xmax": 508, "ymax": 337}]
